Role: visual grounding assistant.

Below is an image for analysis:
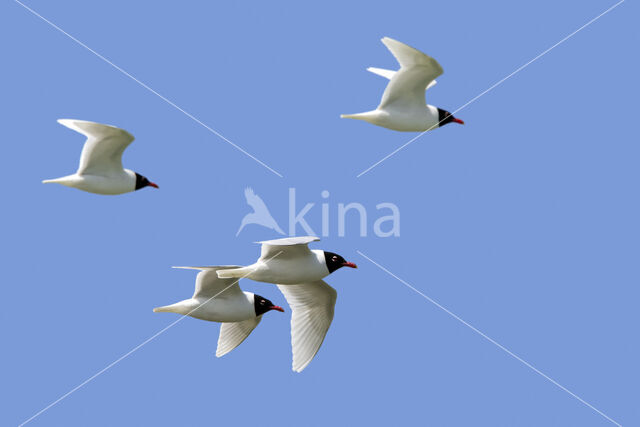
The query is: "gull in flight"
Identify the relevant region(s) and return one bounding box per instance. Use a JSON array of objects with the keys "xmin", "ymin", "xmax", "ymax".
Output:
[
  {"xmin": 217, "ymin": 236, "xmax": 357, "ymax": 372},
  {"xmin": 43, "ymin": 119, "xmax": 158, "ymax": 194},
  {"xmin": 154, "ymin": 266, "xmax": 284, "ymax": 357},
  {"xmin": 341, "ymin": 37, "xmax": 464, "ymax": 132}
]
